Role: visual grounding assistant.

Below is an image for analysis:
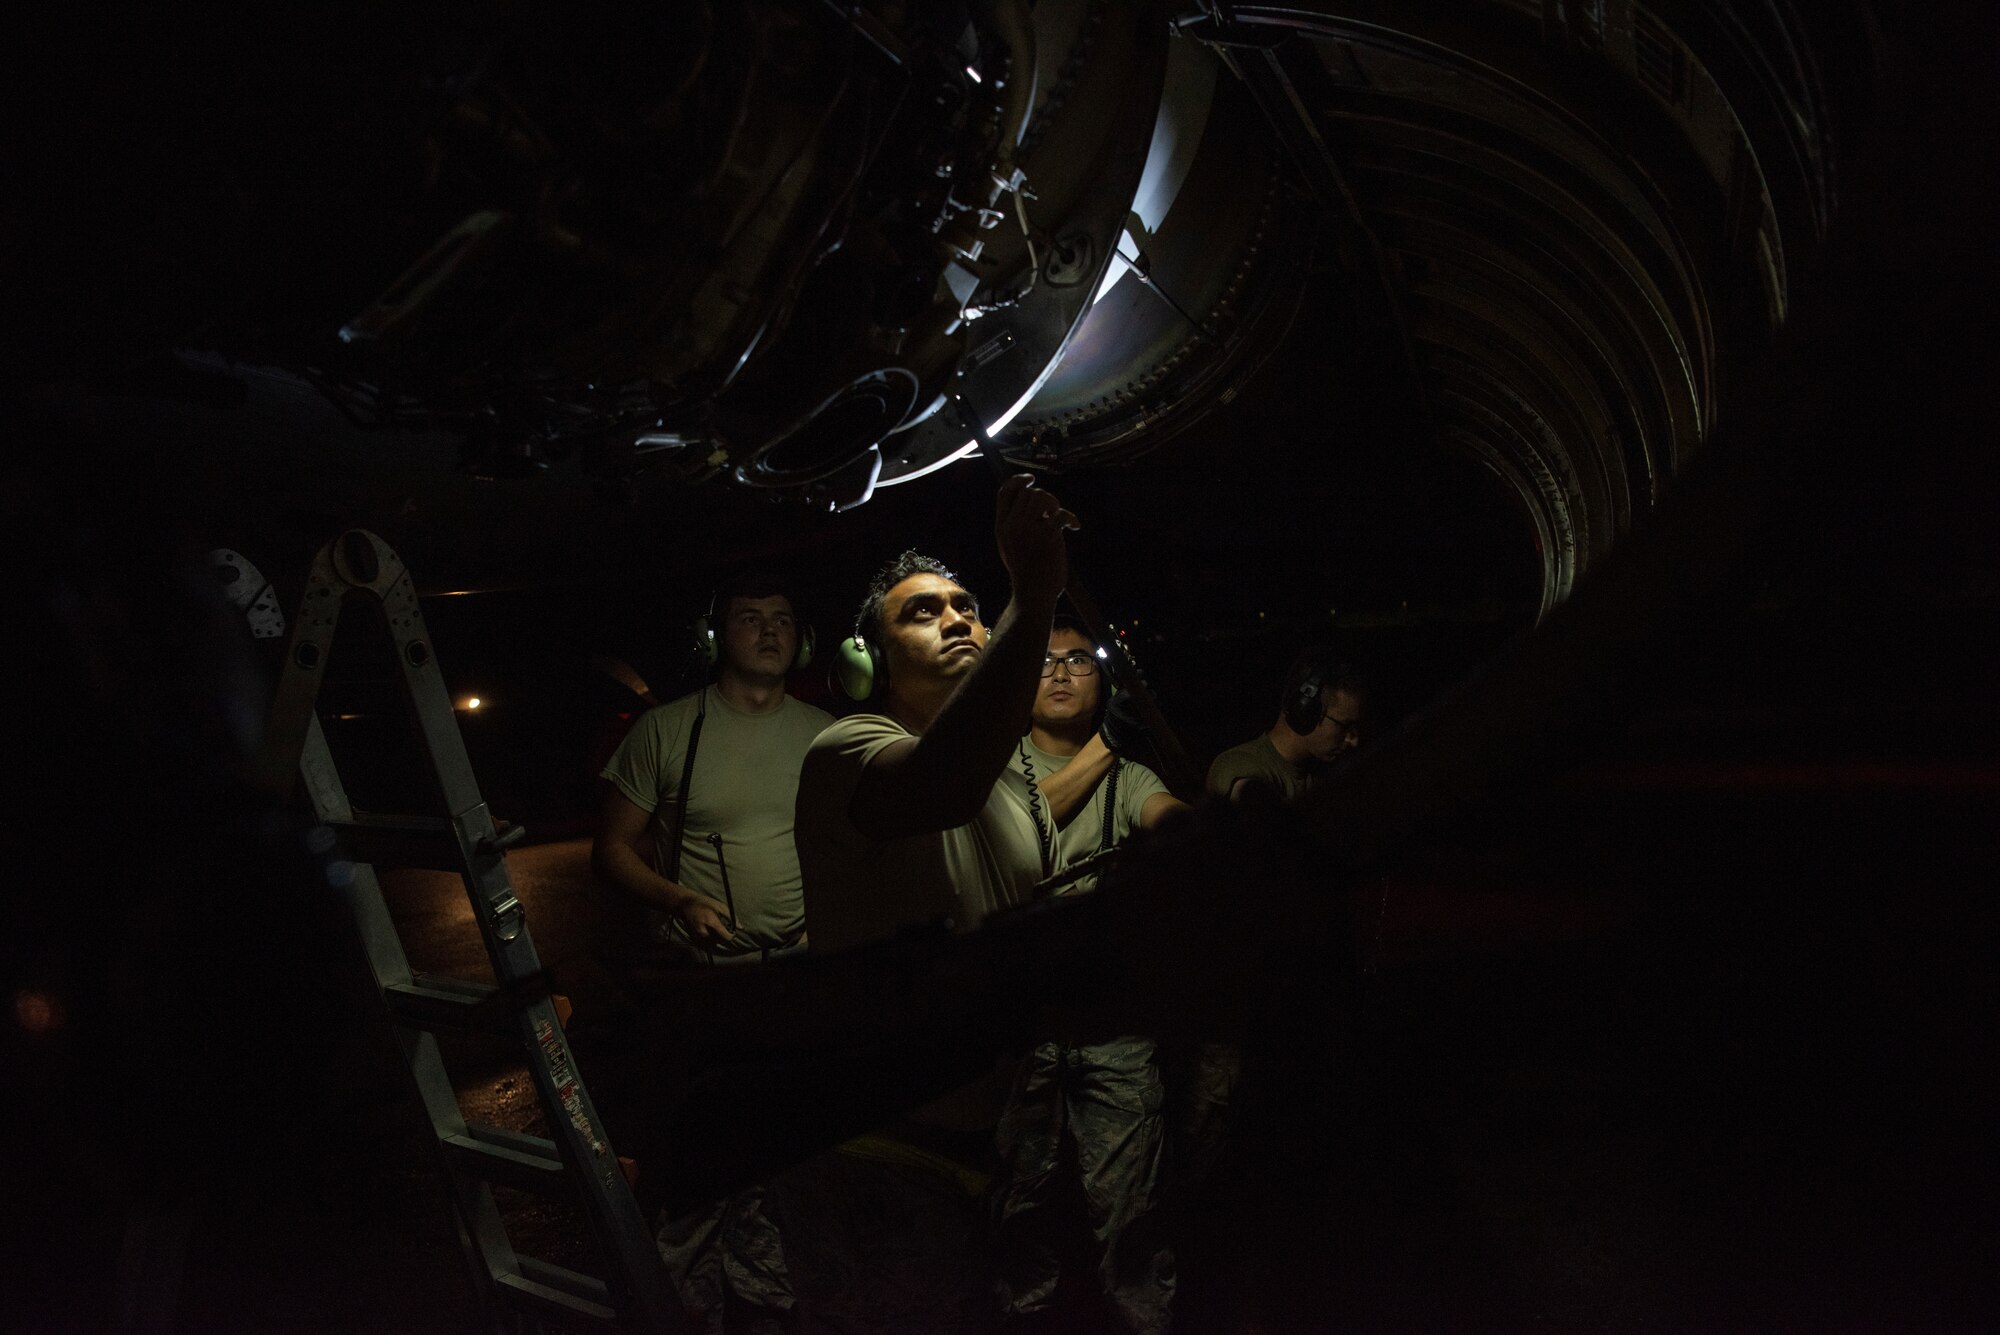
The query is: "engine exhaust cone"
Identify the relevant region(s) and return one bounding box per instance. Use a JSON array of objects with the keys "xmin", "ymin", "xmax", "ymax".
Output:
[{"xmin": 737, "ymin": 369, "xmax": 920, "ymax": 486}]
